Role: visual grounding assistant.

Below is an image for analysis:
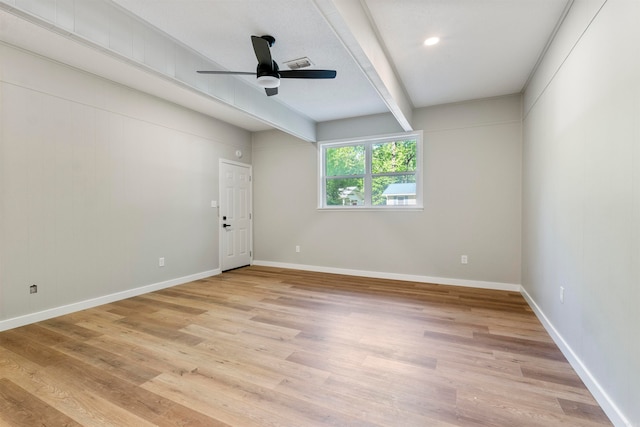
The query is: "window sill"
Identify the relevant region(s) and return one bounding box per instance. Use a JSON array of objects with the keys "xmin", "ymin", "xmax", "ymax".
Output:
[{"xmin": 317, "ymin": 206, "xmax": 424, "ymax": 212}]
